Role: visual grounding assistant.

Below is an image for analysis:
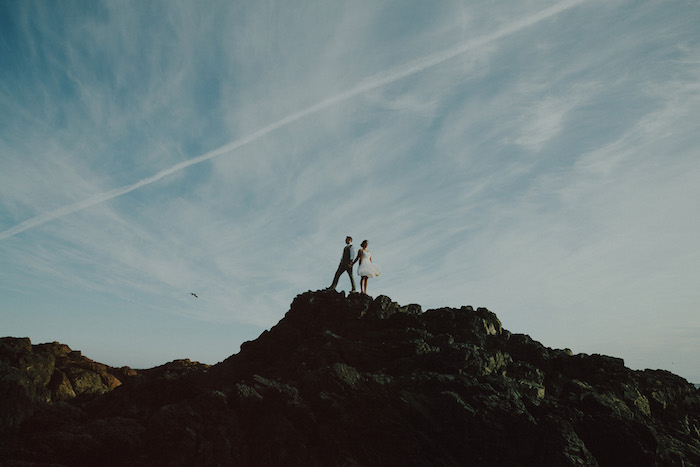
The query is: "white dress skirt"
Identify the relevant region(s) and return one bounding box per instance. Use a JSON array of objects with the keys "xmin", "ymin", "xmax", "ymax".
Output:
[{"xmin": 357, "ymin": 250, "xmax": 381, "ymax": 278}]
